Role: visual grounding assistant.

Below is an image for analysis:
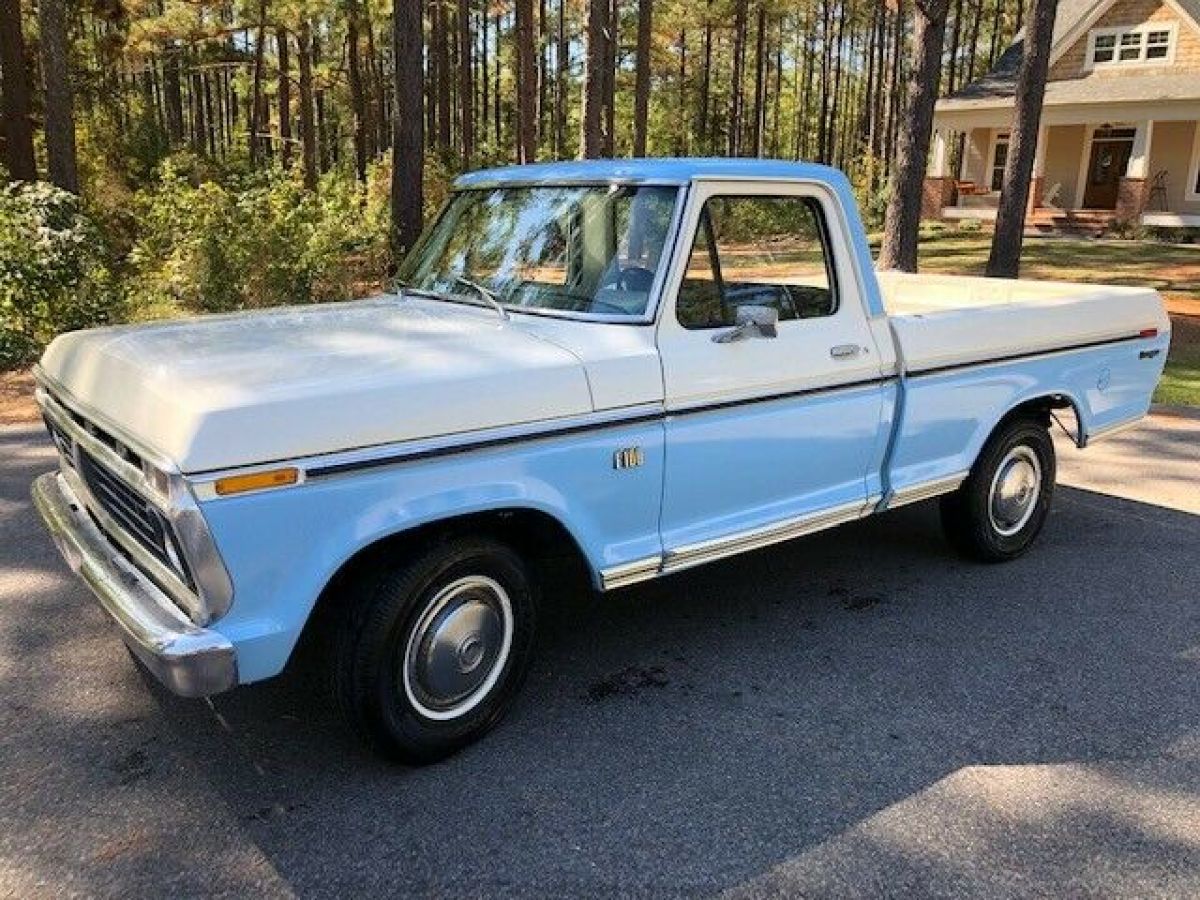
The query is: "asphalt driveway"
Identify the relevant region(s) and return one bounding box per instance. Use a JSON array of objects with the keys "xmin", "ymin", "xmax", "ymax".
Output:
[{"xmin": 1, "ymin": 415, "xmax": 1198, "ymax": 898}]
